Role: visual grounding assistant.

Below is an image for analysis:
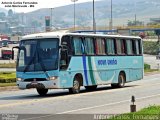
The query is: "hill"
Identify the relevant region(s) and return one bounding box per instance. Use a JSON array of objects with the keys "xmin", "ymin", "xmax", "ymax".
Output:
[{"xmin": 1, "ymin": 0, "xmax": 160, "ymax": 29}]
